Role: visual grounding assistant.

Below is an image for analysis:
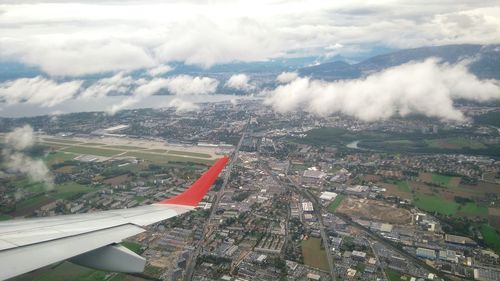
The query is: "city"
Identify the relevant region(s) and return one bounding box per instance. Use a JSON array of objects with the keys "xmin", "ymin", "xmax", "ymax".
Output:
[{"xmin": 1, "ymin": 99, "xmax": 498, "ymax": 281}]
